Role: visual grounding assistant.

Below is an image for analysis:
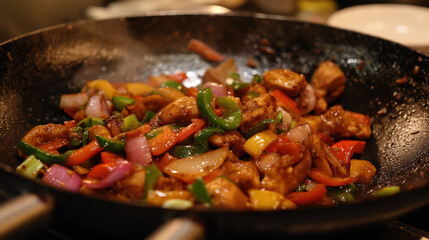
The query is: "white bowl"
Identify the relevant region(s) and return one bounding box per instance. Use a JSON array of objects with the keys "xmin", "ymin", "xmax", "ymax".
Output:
[{"xmin": 327, "ymin": 4, "xmax": 429, "ymax": 54}]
